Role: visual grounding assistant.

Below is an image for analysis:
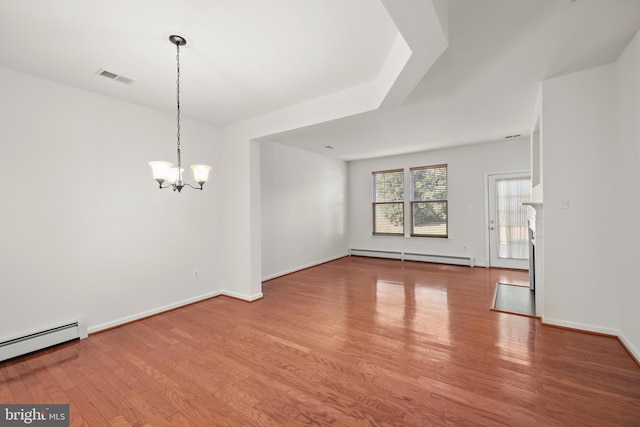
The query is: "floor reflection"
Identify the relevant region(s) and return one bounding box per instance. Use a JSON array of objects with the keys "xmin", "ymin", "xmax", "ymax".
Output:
[{"xmin": 496, "ymin": 315, "xmax": 534, "ymax": 366}]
